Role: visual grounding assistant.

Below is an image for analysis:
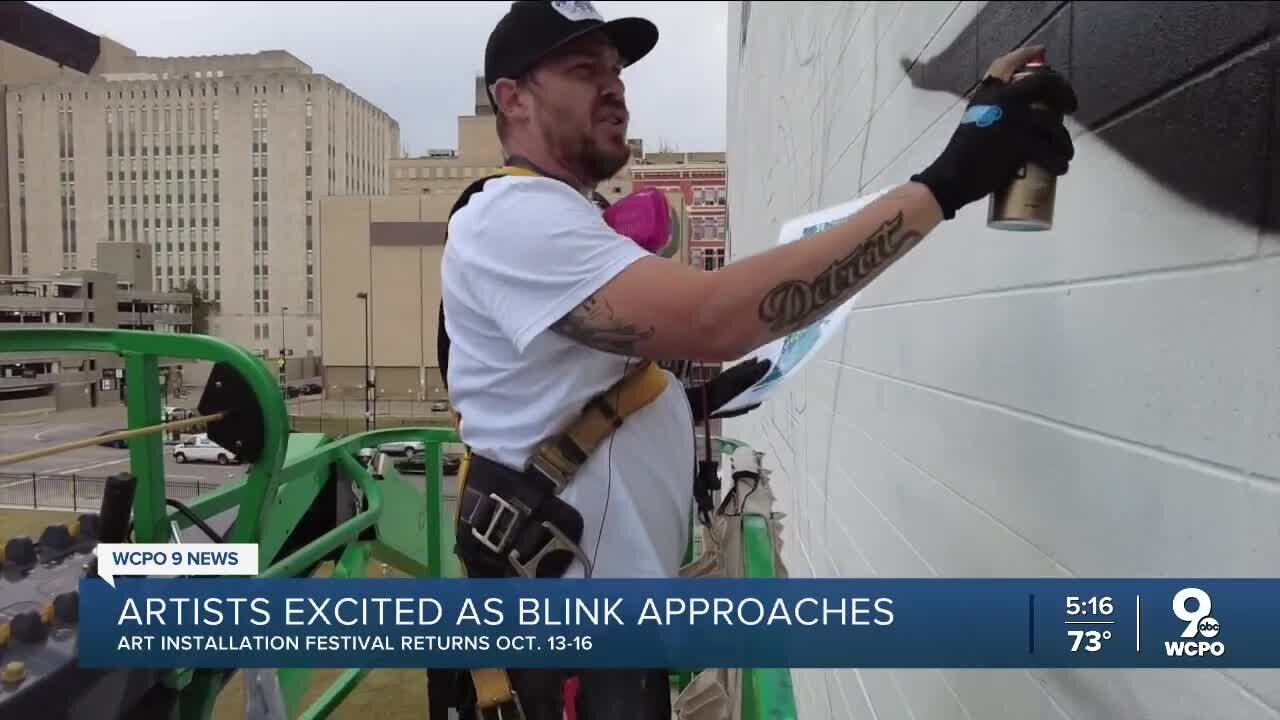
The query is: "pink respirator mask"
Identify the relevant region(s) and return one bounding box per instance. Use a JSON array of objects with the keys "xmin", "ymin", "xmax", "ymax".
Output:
[{"xmin": 601, "ymin": 188, "xmax": 670, "ymax": 254}]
